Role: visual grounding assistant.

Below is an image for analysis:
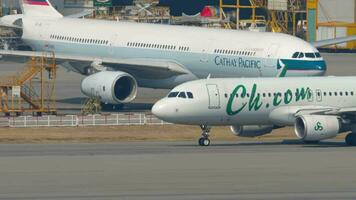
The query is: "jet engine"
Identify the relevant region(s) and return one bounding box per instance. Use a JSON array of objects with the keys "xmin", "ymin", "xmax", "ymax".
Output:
[
  {"xmin": 294, "ymin": 115, "xmax": 340, "ymax": 141},
  {"xmin": 81, "ymin": 71, "xmax": 138, "ymax": 104},
  {"xmin": 230, "ymin": 125, "xmax": 273, "ymax": 137}
]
